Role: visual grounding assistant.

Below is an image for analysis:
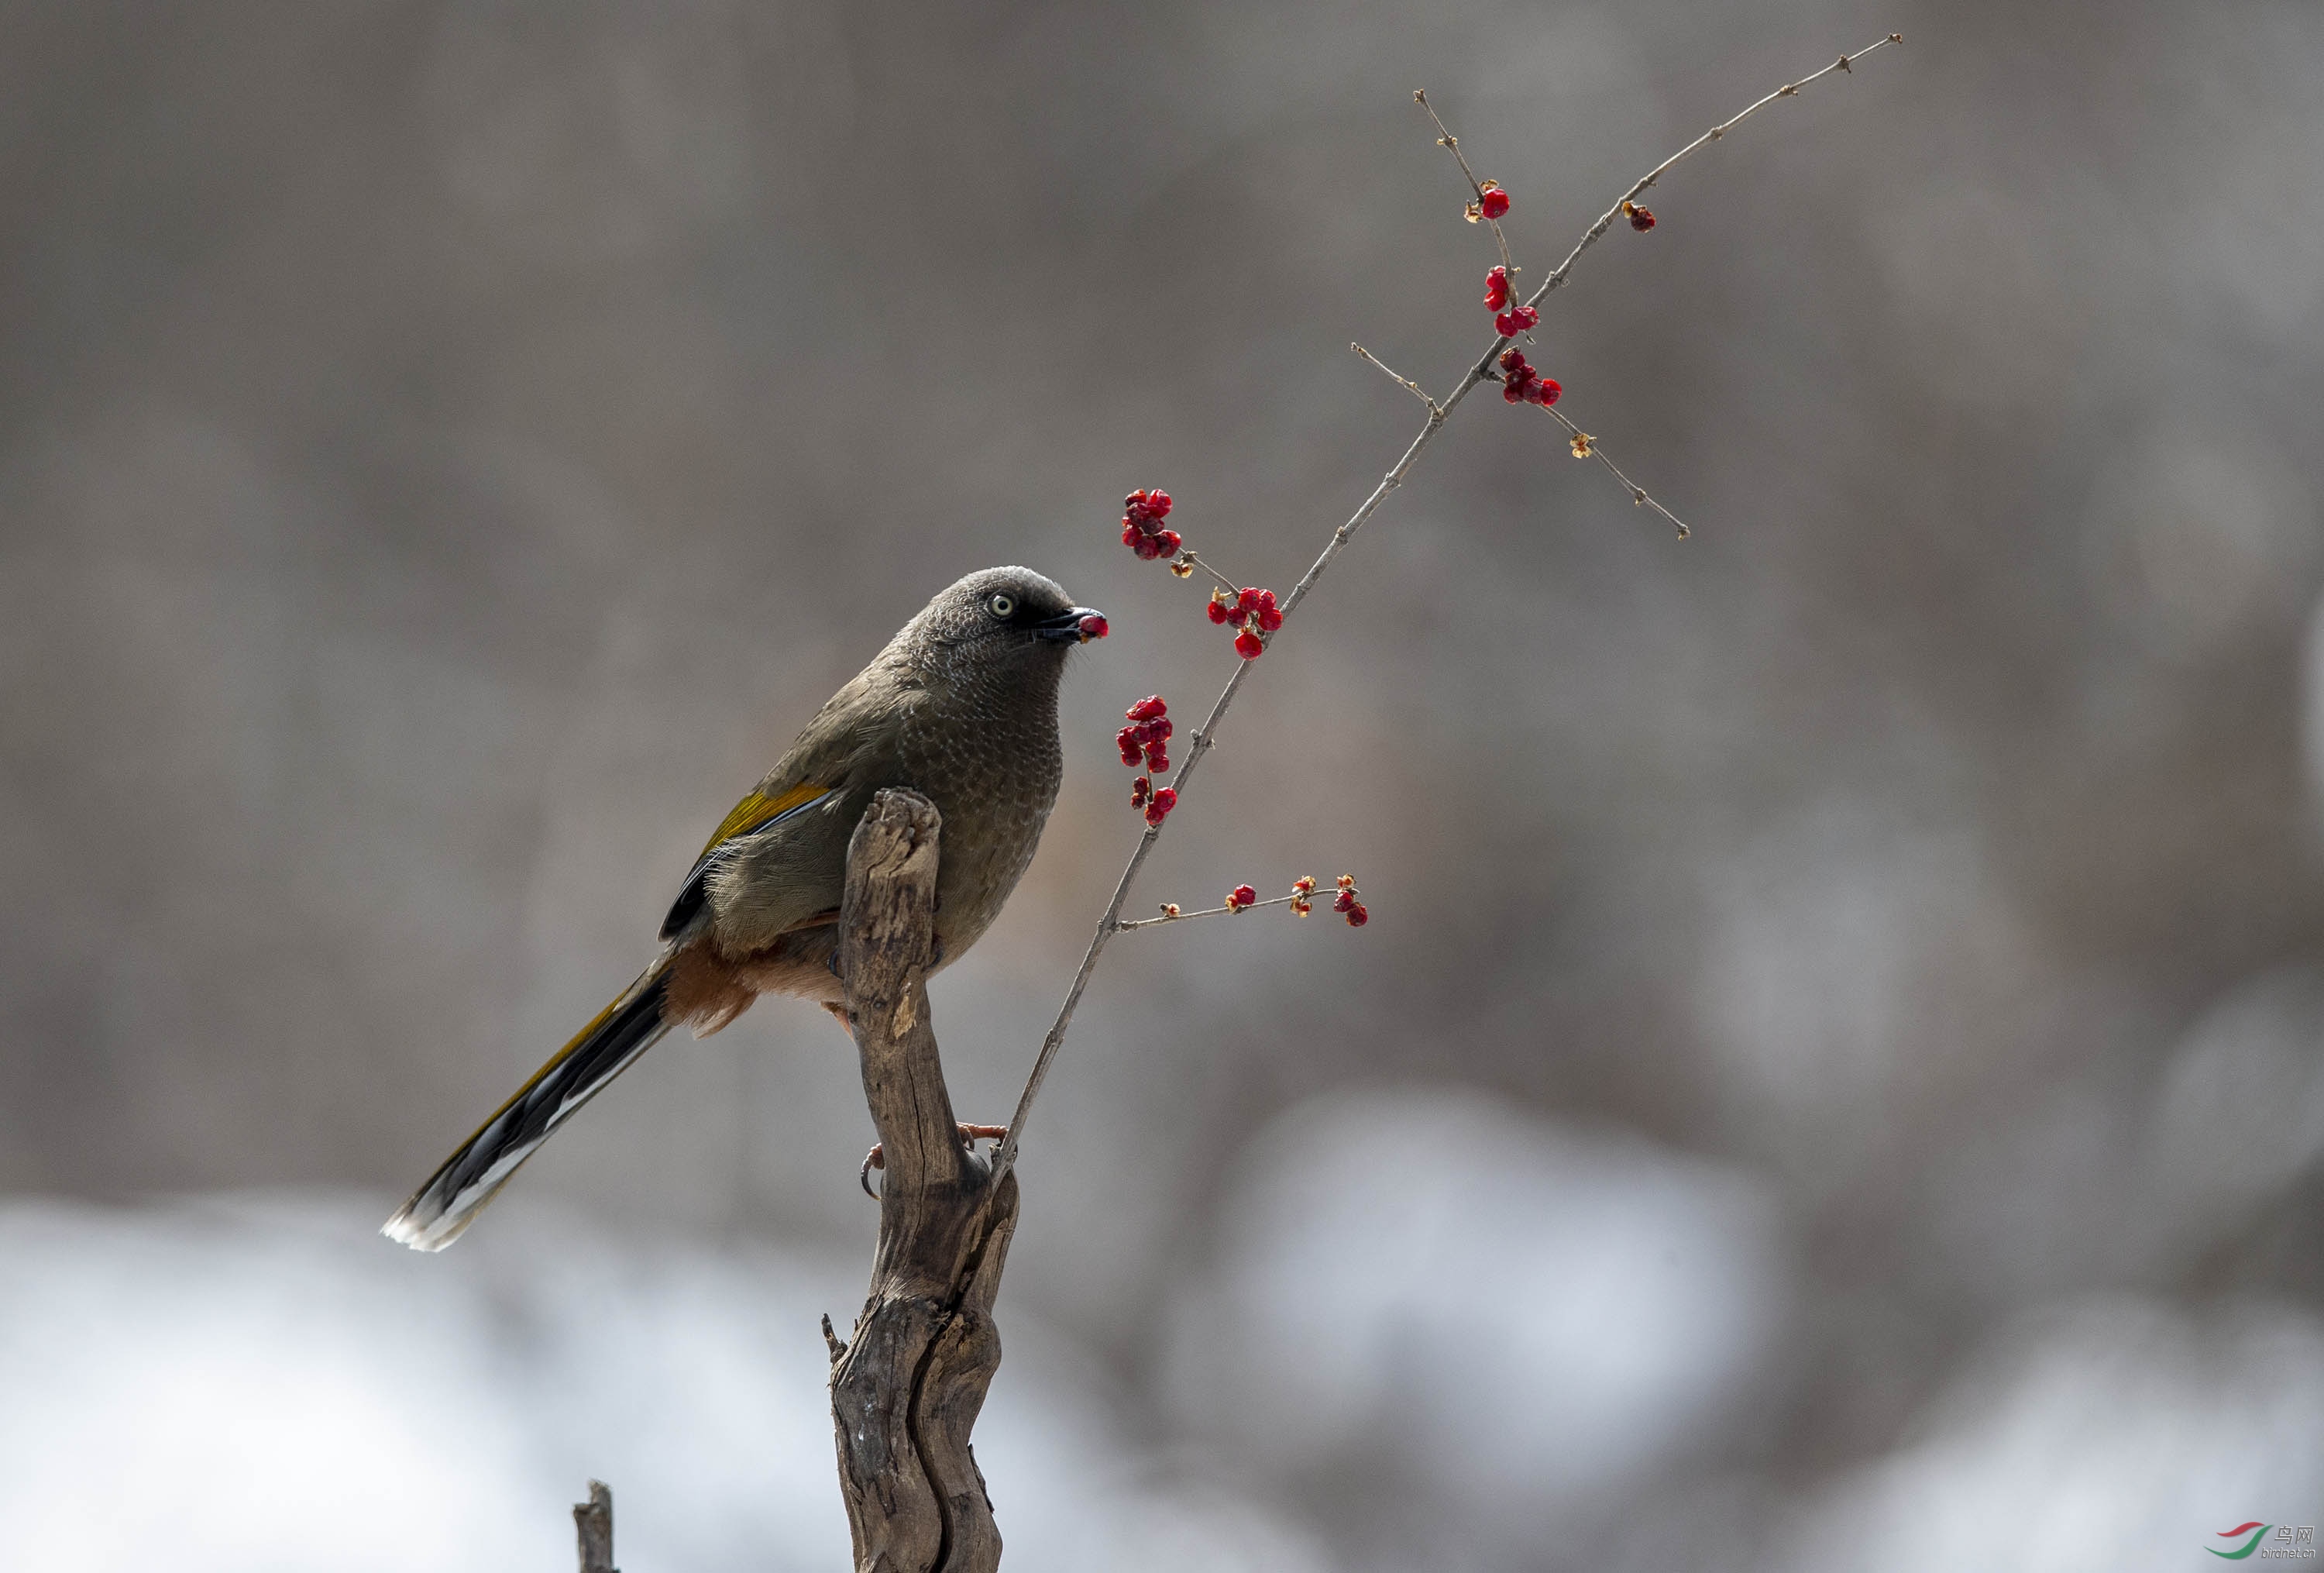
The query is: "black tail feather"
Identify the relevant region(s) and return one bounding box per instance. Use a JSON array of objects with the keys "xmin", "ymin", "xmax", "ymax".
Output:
[{"xmin": 382, "ymin": 967, "xmax": 672, "ymax": 1251}]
